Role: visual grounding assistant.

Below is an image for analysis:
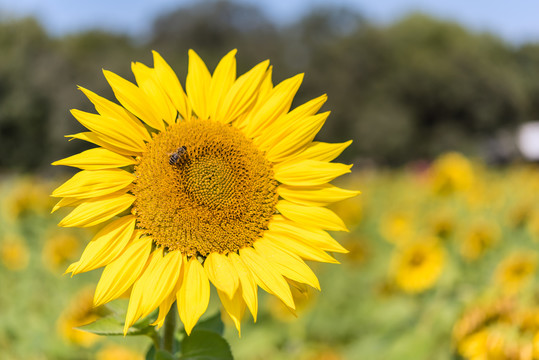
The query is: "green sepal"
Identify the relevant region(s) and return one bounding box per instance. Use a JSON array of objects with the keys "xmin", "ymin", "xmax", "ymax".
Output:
[
  {"xmin": 103, "ymin": 298, "xmax": 129, "ymax": 319},
  {"xmin": 179, "ymin": 330, "xmax": 233, "ymax": 360}
]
